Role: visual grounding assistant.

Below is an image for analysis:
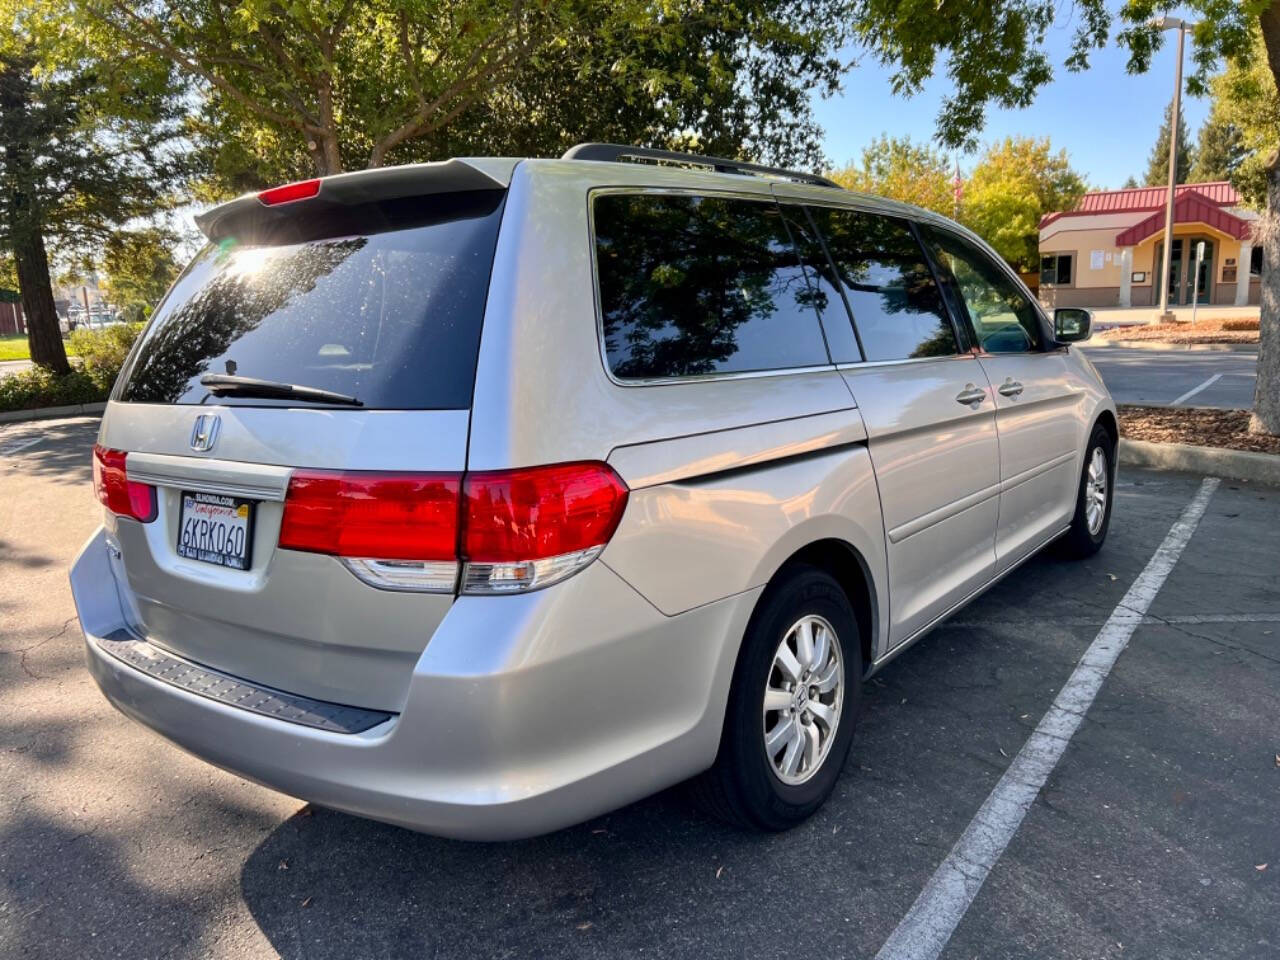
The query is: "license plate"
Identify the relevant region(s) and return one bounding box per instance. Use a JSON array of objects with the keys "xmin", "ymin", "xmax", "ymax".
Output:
[{"xmin": 177, "ymin": 491, "xmax": 255, "ymax": 570}]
